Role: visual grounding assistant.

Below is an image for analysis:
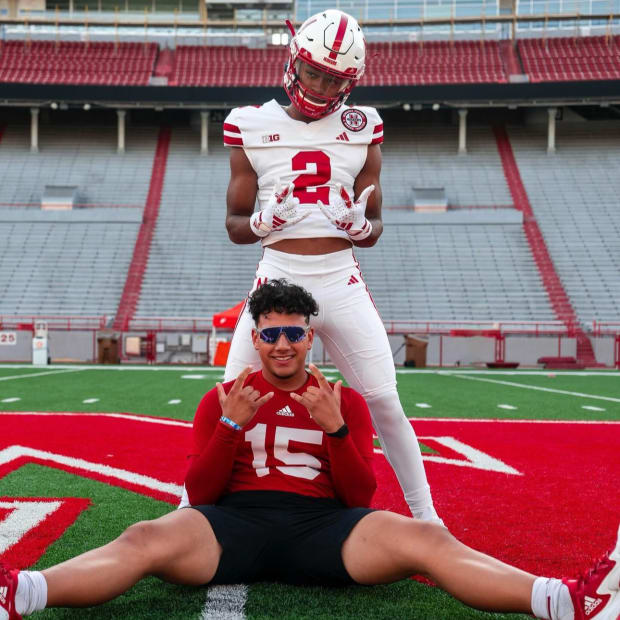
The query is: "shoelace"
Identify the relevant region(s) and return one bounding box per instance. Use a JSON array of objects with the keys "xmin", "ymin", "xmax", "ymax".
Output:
[{"xmin": 573, "ymin": 553, "xmax": 614, "ymax": 595}]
